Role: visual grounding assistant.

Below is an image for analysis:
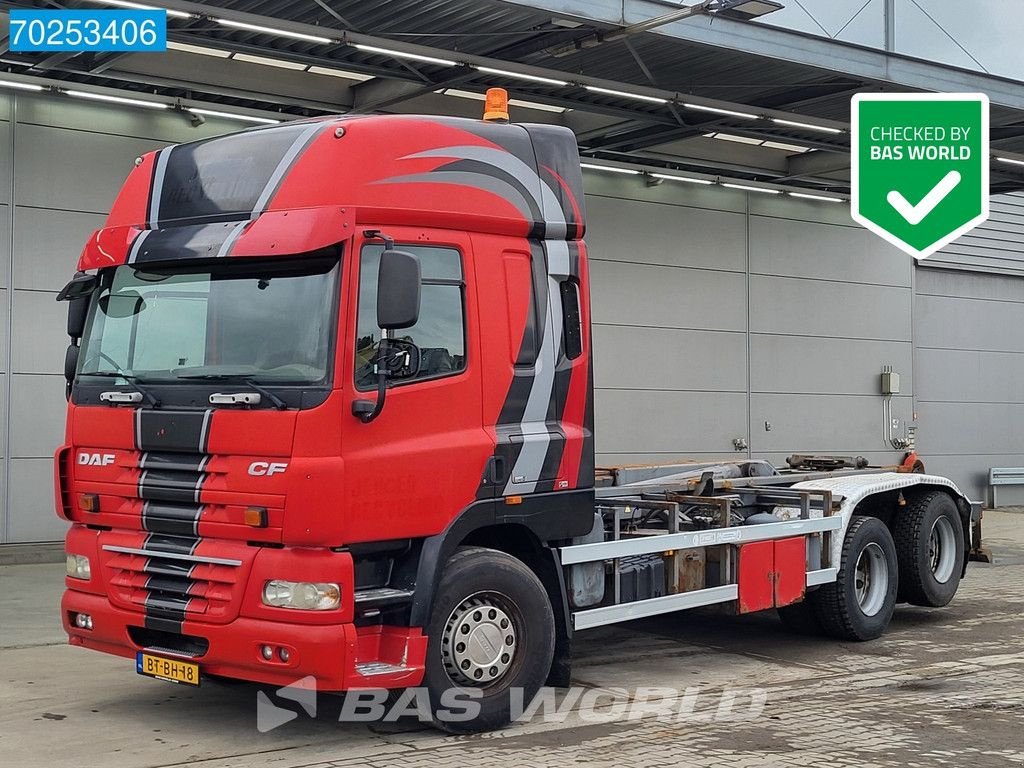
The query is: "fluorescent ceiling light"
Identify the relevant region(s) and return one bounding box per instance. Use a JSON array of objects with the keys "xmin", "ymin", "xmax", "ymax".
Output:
[
  {"xmin": 789, "ymin": 192, "xmax": 843, "ymax": 202},
  {"xmin": 684, "ymin": 102, "xmax": 758, "ymax": 119},
  {"xmin": 722, "ymin": 182, "xmax": 780, "ymax": 194},
  {"xmin": 762, "ymin": 140, "xmax": 812, "ymax": 153},
  {"xmin": 167, "ymin": 42, "xmax": 231, "ymax": 58},
  {"xmin": 651, "ymin": 173, "xmax": 716, "ymax": 186},
  {"xmin": 189, "ymin": 108, "xmax": 281, "ymax": 125},
  {"xmin": 308, "ymin": 66, "xmax": 373, "ymax": 82},
  {"xmin": 232, "ymin": 53, "xmax": 308, "ymax": 70},
  {"xmin": 352, "ymin": 44, "xmax": 456, "ymax": 67},
  {"xmin": 650, "ymin": 172, "xmax": 713, "ymax": 185},
  {"xmin": 88, "ymin": 0, "xmax": 193, "ymax": 18},
  {"xmin": 996, "ymin": 156, "xmax": 1024, "ymax": 167},
  {"xmin": 441, "ymin": 89, "xmax": 565, "ymax": 113},
  {"xmin": 584, "ymin": 85, "xmax": 667, "ymax": 104},
  {"xmin": 473, "ymin": 66, "xmax": 567, "ymax": 87},
  {"xmin": 709, "ymin": 132, "xmax": 762, "ymax": 146},
  {"xmin": 580, "ymin": 163, "xmax": 641, "ymax": 175},
  {"xmin": 0, "ymin": 79, "xmax": 44, "ymax": 92},
  {"xmin": 770, "ymin": 117, "xmax": 843, "ymax": 134},
  {"xmin": 66, "ymin": 90, "xmax": 168, "ymax": 109},
  {"xmin": 216, "ymin": 18, "xmax": 335, "ymax": 45}
]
